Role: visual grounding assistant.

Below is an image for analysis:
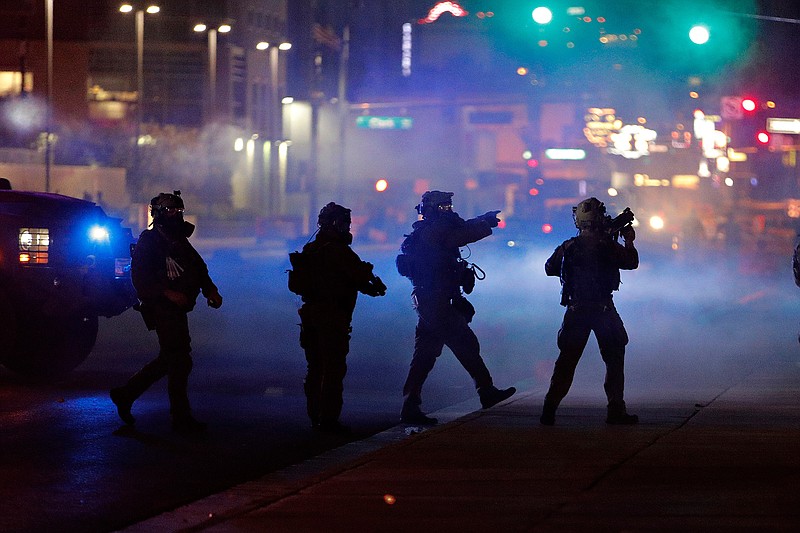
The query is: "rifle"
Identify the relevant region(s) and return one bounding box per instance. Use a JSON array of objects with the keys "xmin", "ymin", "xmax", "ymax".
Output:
[{"xmin": 606, "ymin": 207, "xmax": 635, "ymax": 240}]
